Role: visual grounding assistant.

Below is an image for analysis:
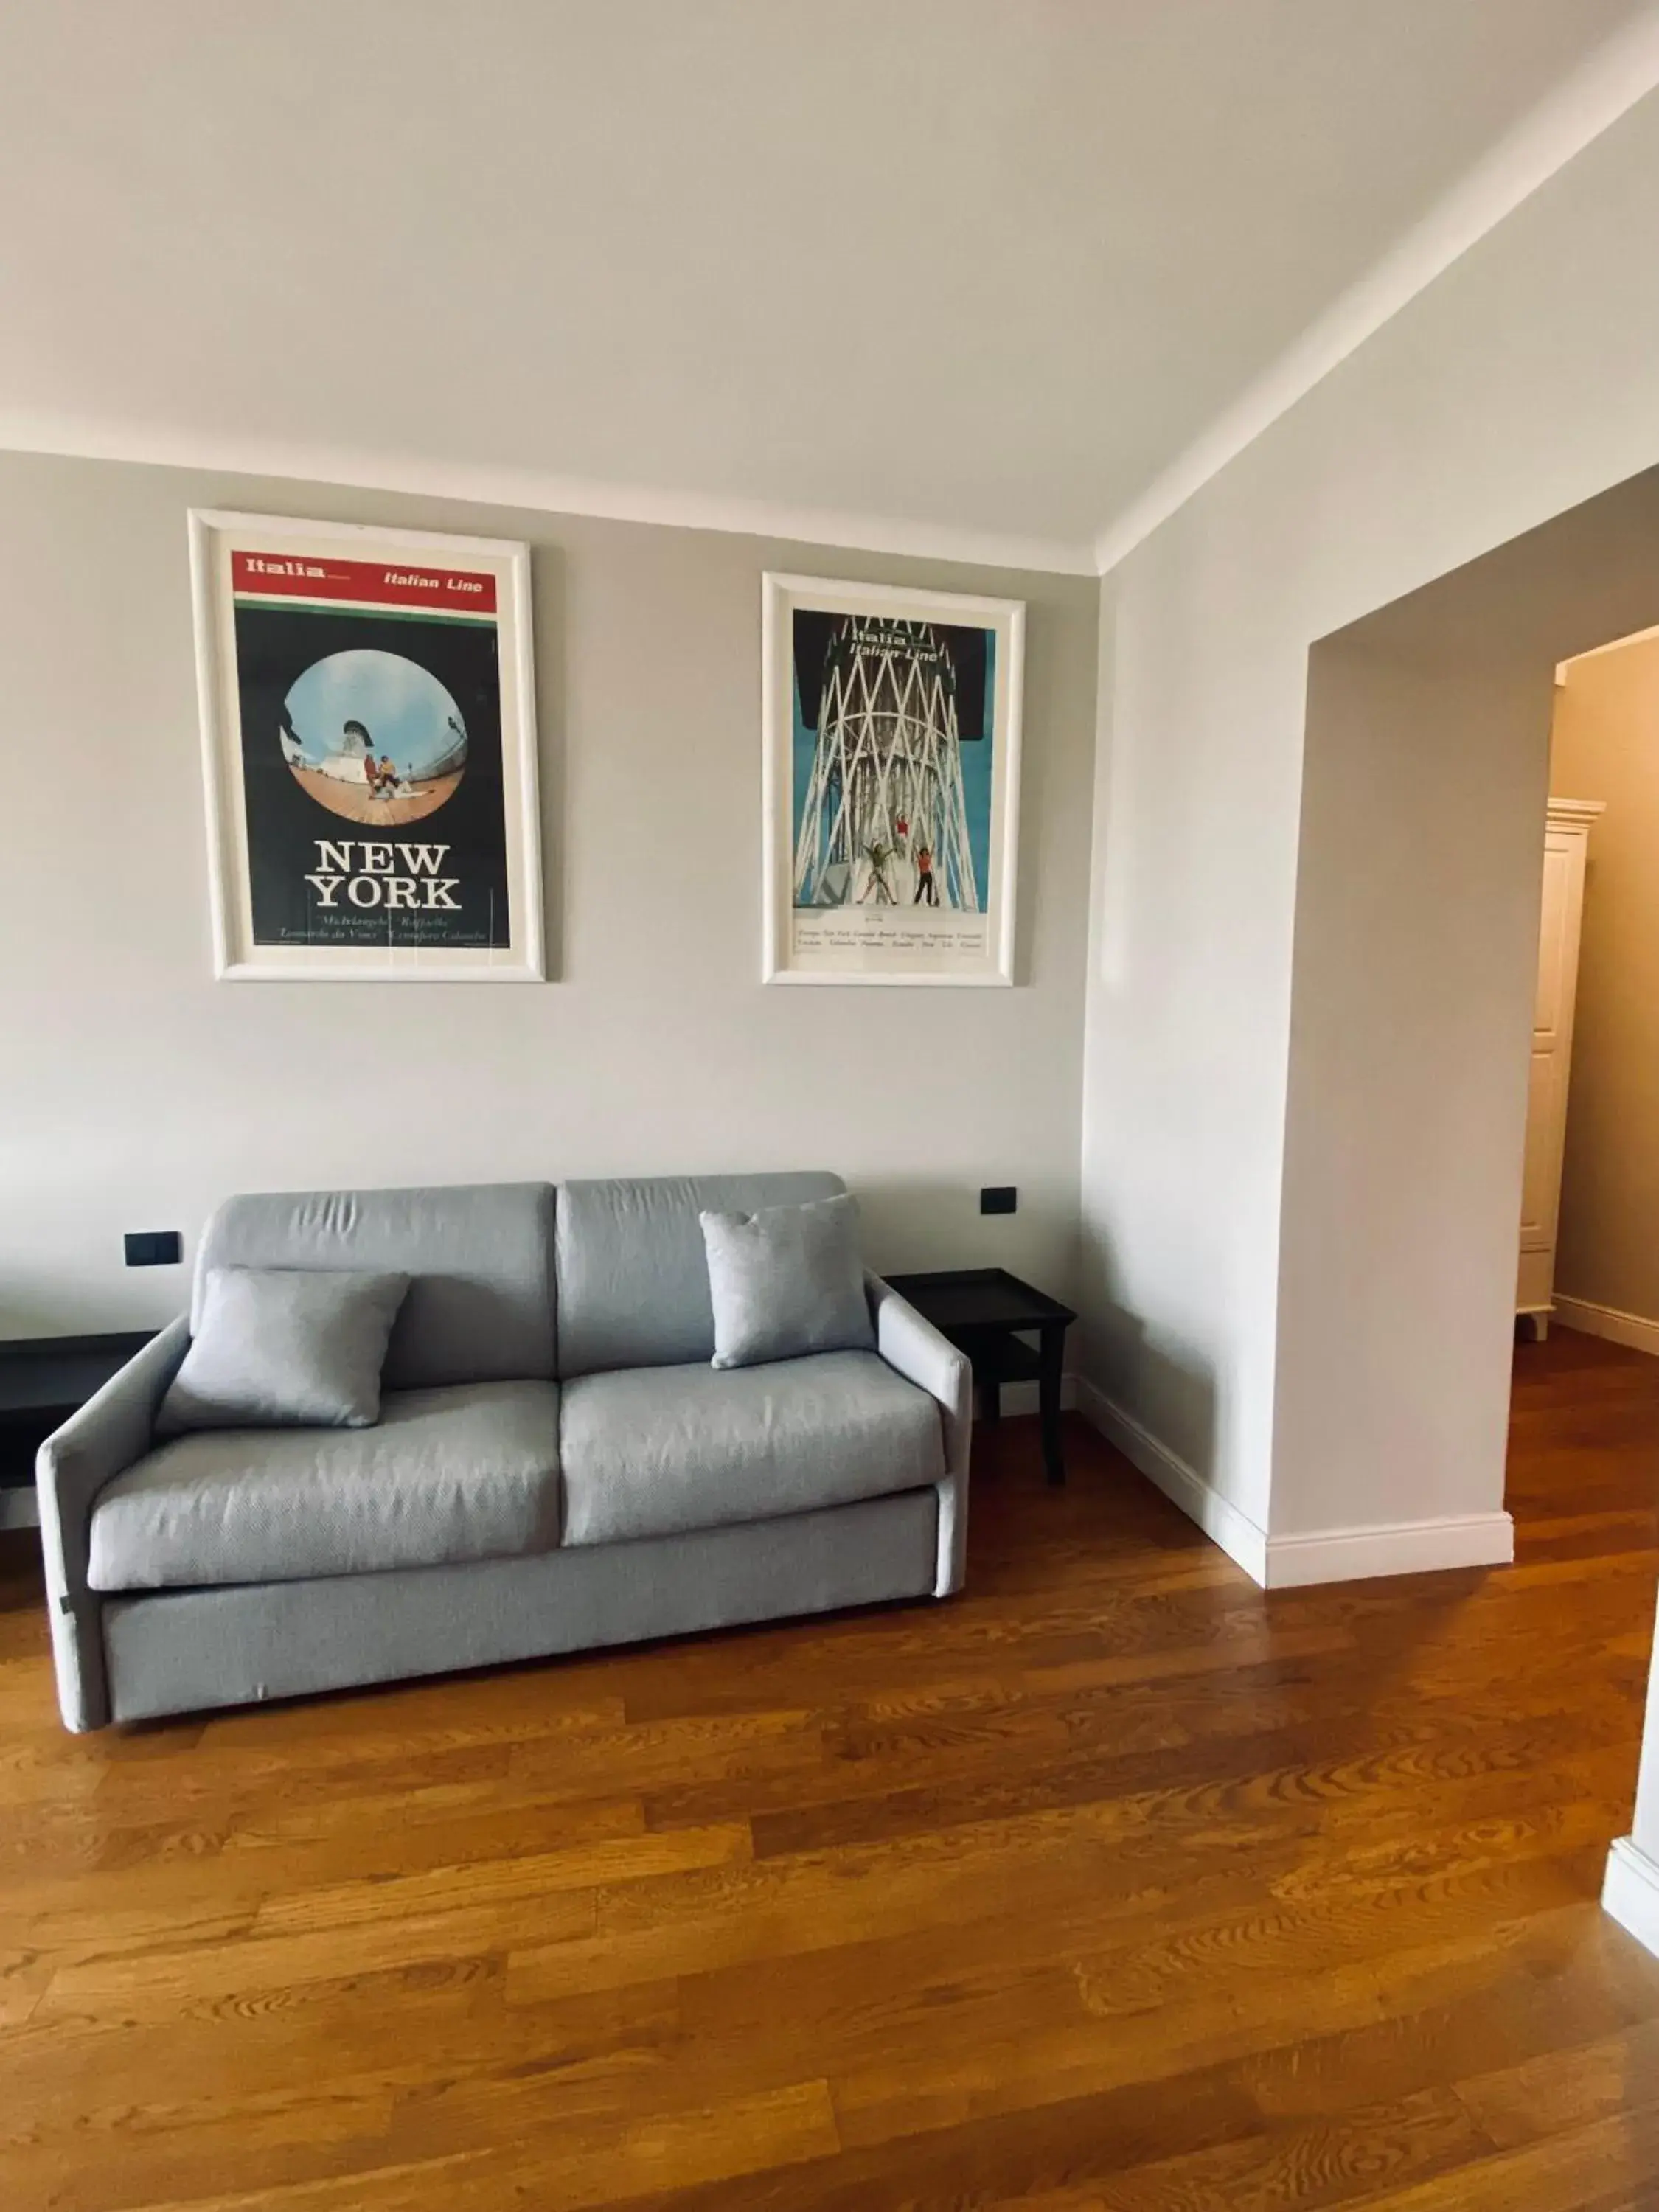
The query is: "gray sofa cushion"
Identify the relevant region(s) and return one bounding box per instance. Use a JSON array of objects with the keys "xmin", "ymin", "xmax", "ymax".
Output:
[
  {"xmin": 88, "ymin": 1380, "xmax": 561, "ymax": 1592},
  {"xmin": 555, "ymin": 1172, "xmax": 844, "ymax": 1378},
  {"xmin": 558, "ymin": 1350, "xmax": 943, "ymax": 1548},
  {"xmin": 195, "ymin": 1184, "xmax": 557, "ymax": 1388},
  {"xmin": 102, "ymin": 1490, "xmax": 942, "ymax": 1724},
  {"xmin": 157, "ymin": 1267, "xmax": 409, "ymax": 1434},
  {"xmin": 702, "ymin": 1193, "xmax": 874, "ymax": 1369}
]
